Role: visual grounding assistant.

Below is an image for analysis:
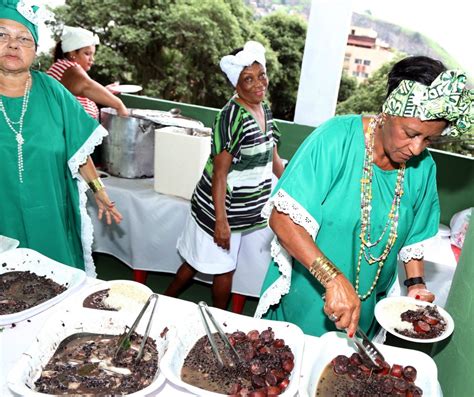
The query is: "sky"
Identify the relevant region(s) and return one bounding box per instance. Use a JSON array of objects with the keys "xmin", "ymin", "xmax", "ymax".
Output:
[
  {"xmin": 37, "ymin": 0, "xmax": 472, "ymax": 78},
  {"xmin": 352, "ymin": 0, "xmax": 473, "ymax": 78}
]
